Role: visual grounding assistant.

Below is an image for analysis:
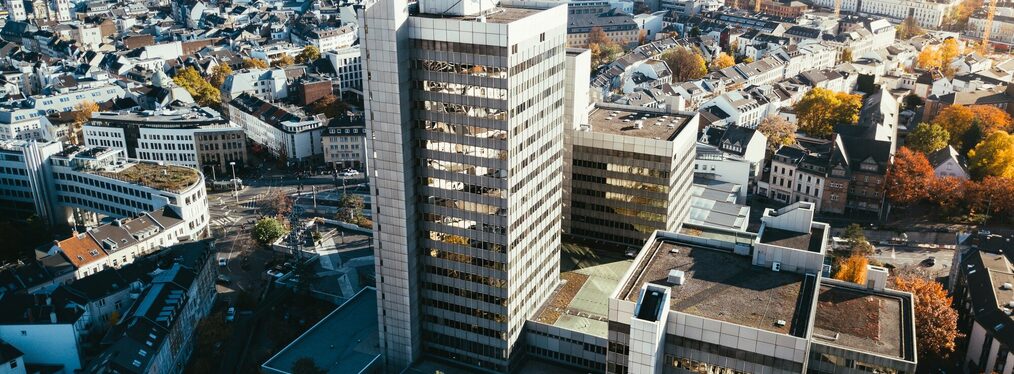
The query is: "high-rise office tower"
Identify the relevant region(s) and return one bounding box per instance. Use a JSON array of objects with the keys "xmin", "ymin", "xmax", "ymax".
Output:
[{"xmin": 360, "ymin": 0, "xmax": 568, "ymax": 372}]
